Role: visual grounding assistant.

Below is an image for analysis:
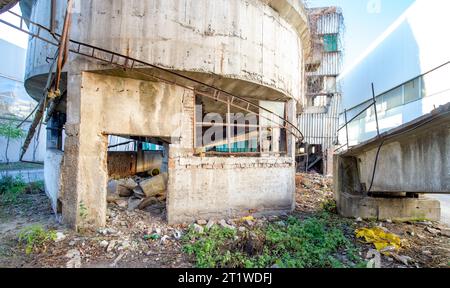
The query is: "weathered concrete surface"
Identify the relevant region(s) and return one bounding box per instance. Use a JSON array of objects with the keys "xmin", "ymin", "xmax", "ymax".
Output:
[
  {"xmin": 333, "ymin": 105, "xmax": 450, "ymax": 221},
  {"xmin": 61, "ymin": 72, "xmax": 186, "ymax": 229},
  {"xmin": 167, "ymin": 157, "xmax": 296, "ymax": 224},
  {"xmin": 337, "ymin": 192, "xmax": 440, "ymax": 222},
  {"xmin": 344, "ymin": 104, "xmax": 450, "ymax": 193},
  {"xmin": 44, "ymin": 149, "xmax": 63, "ymax": 213},
  {"xmin": 24, "ymin": 0, "xmax": 309, "ymax": 103}
]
